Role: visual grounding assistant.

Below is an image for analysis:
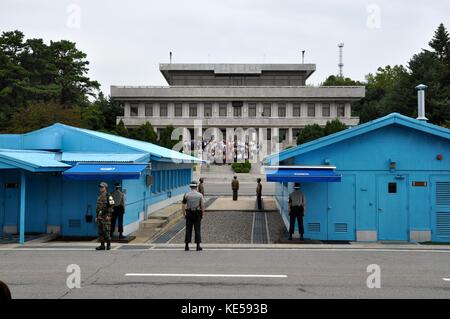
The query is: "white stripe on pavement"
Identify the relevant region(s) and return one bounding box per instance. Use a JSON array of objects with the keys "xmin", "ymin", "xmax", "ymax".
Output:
[
  {"xmin": 125, "ymin": 273, "xmax": 287, "ymax": 278},
  {"xmin": 443, "ymin": 278, "xmax": 450, "ymax": 281}
]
